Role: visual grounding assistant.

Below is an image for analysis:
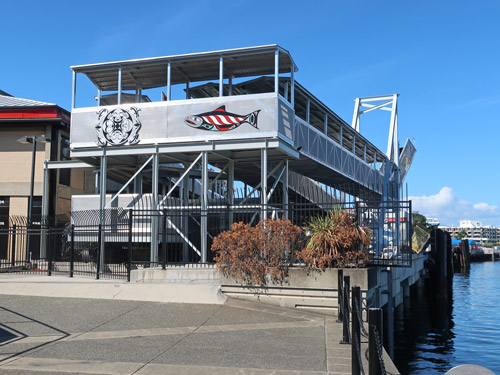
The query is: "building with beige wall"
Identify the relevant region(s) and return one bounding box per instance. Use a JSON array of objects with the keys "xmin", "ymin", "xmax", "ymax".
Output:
[{"xmin": 0, "ymin": 91, "xmax": 93, "ymax": 223}]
